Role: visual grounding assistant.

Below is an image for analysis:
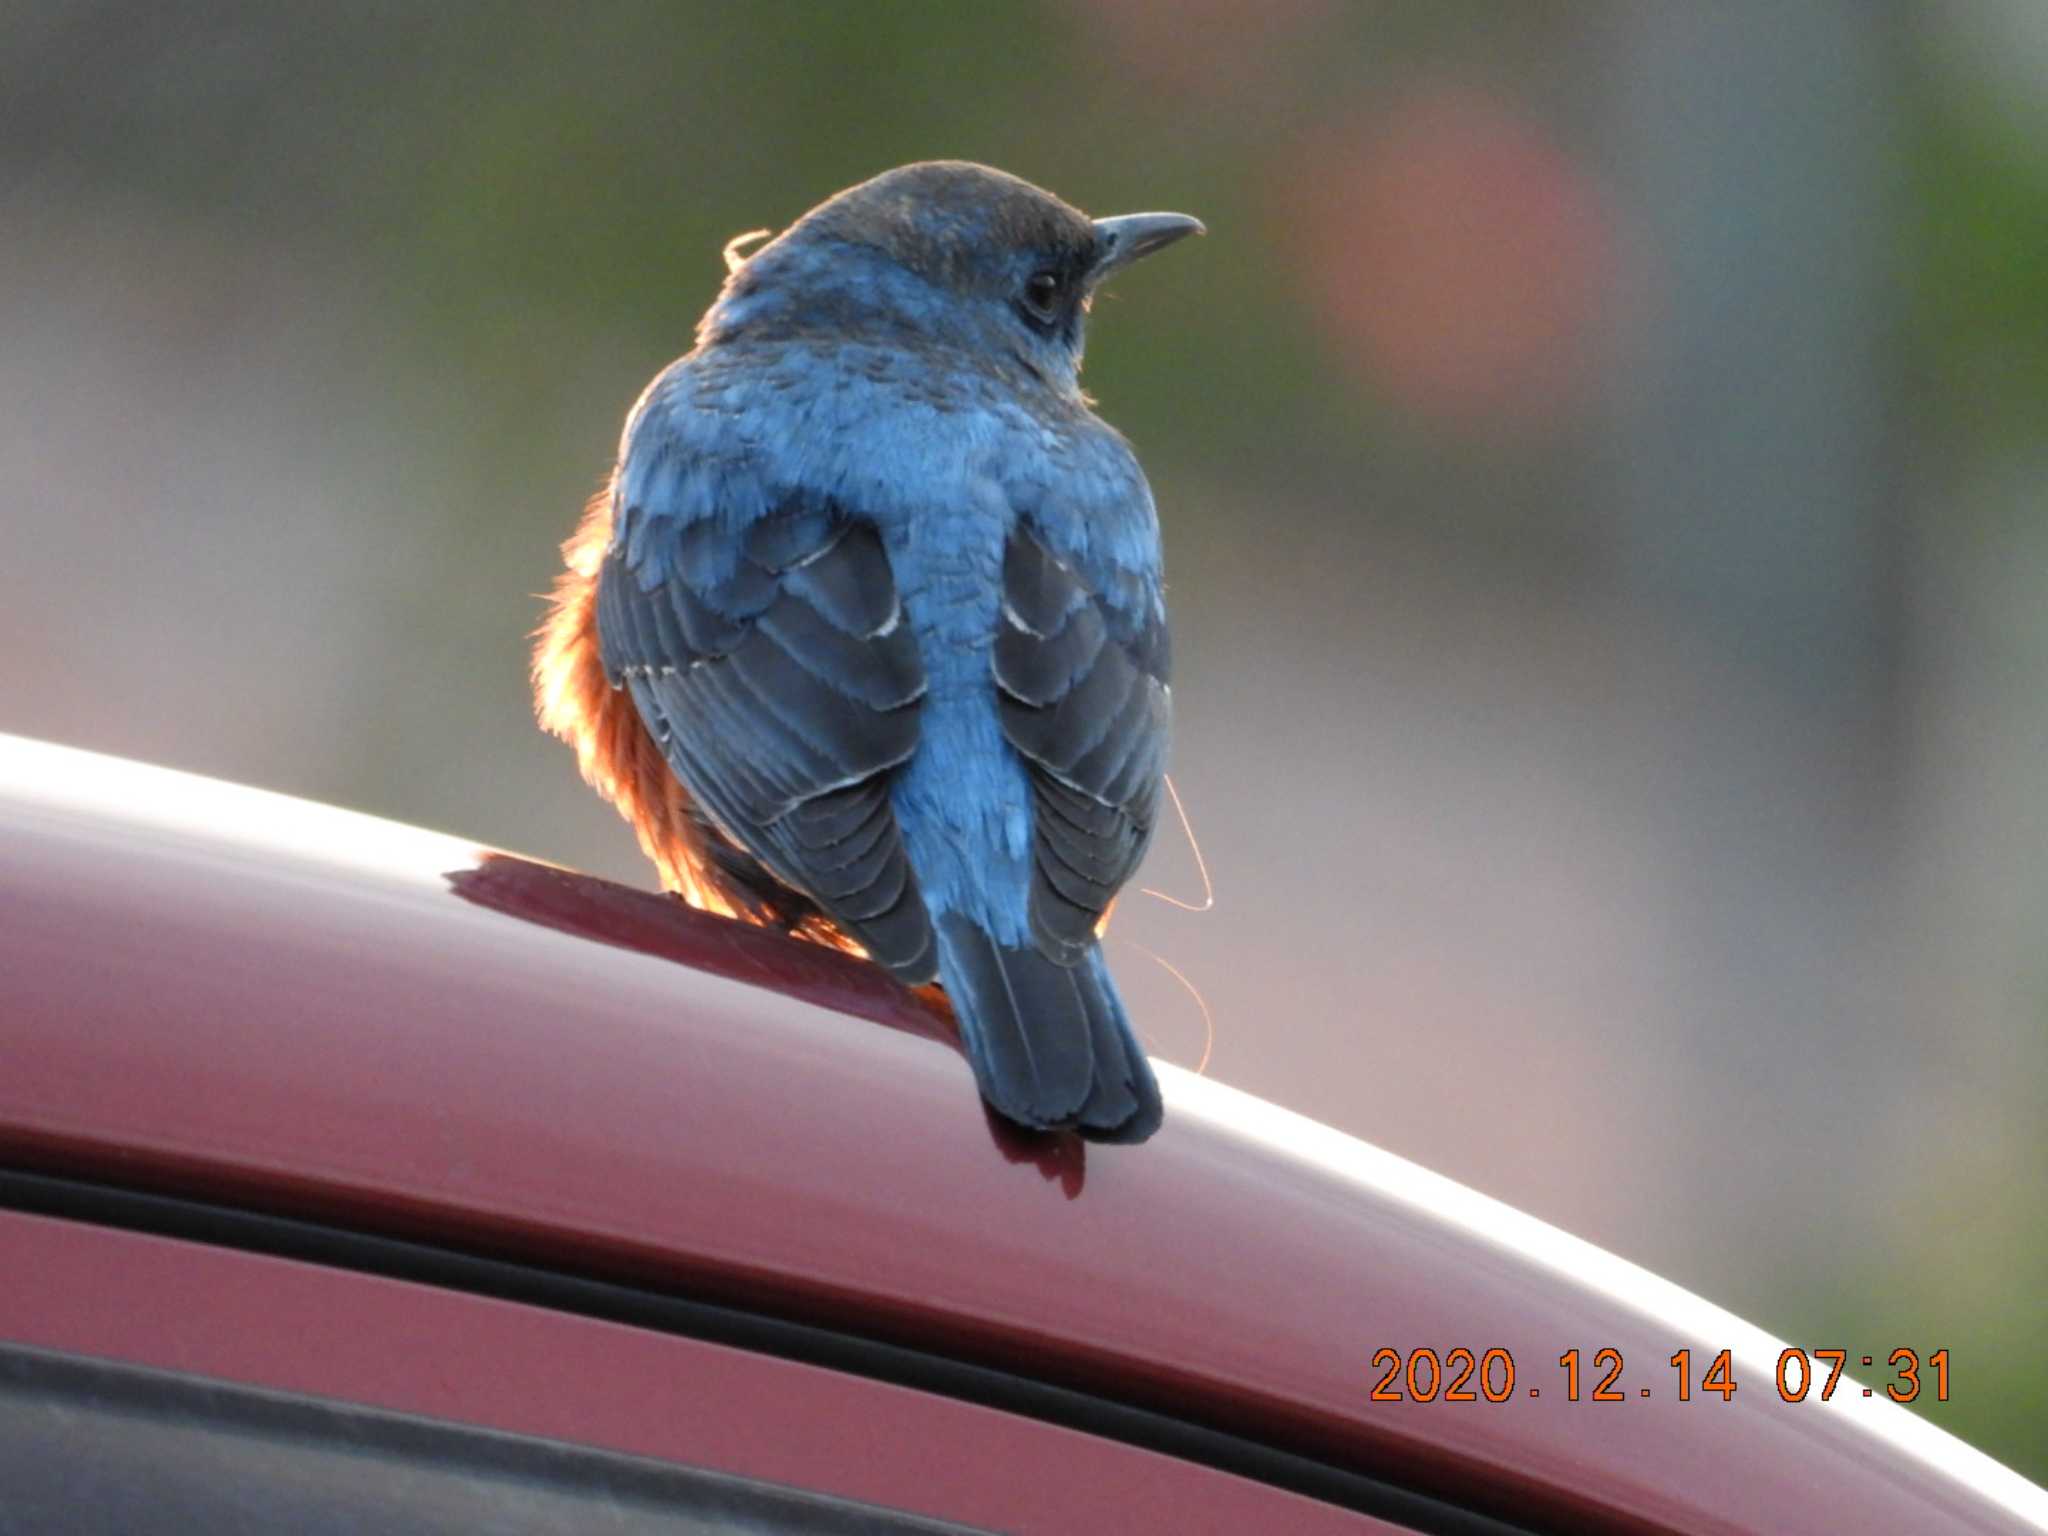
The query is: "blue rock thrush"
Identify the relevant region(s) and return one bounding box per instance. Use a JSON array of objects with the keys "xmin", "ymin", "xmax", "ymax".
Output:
[{"xmin": 535, "ymin": 162, "xmax": 1201, "ymax": 1142}]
